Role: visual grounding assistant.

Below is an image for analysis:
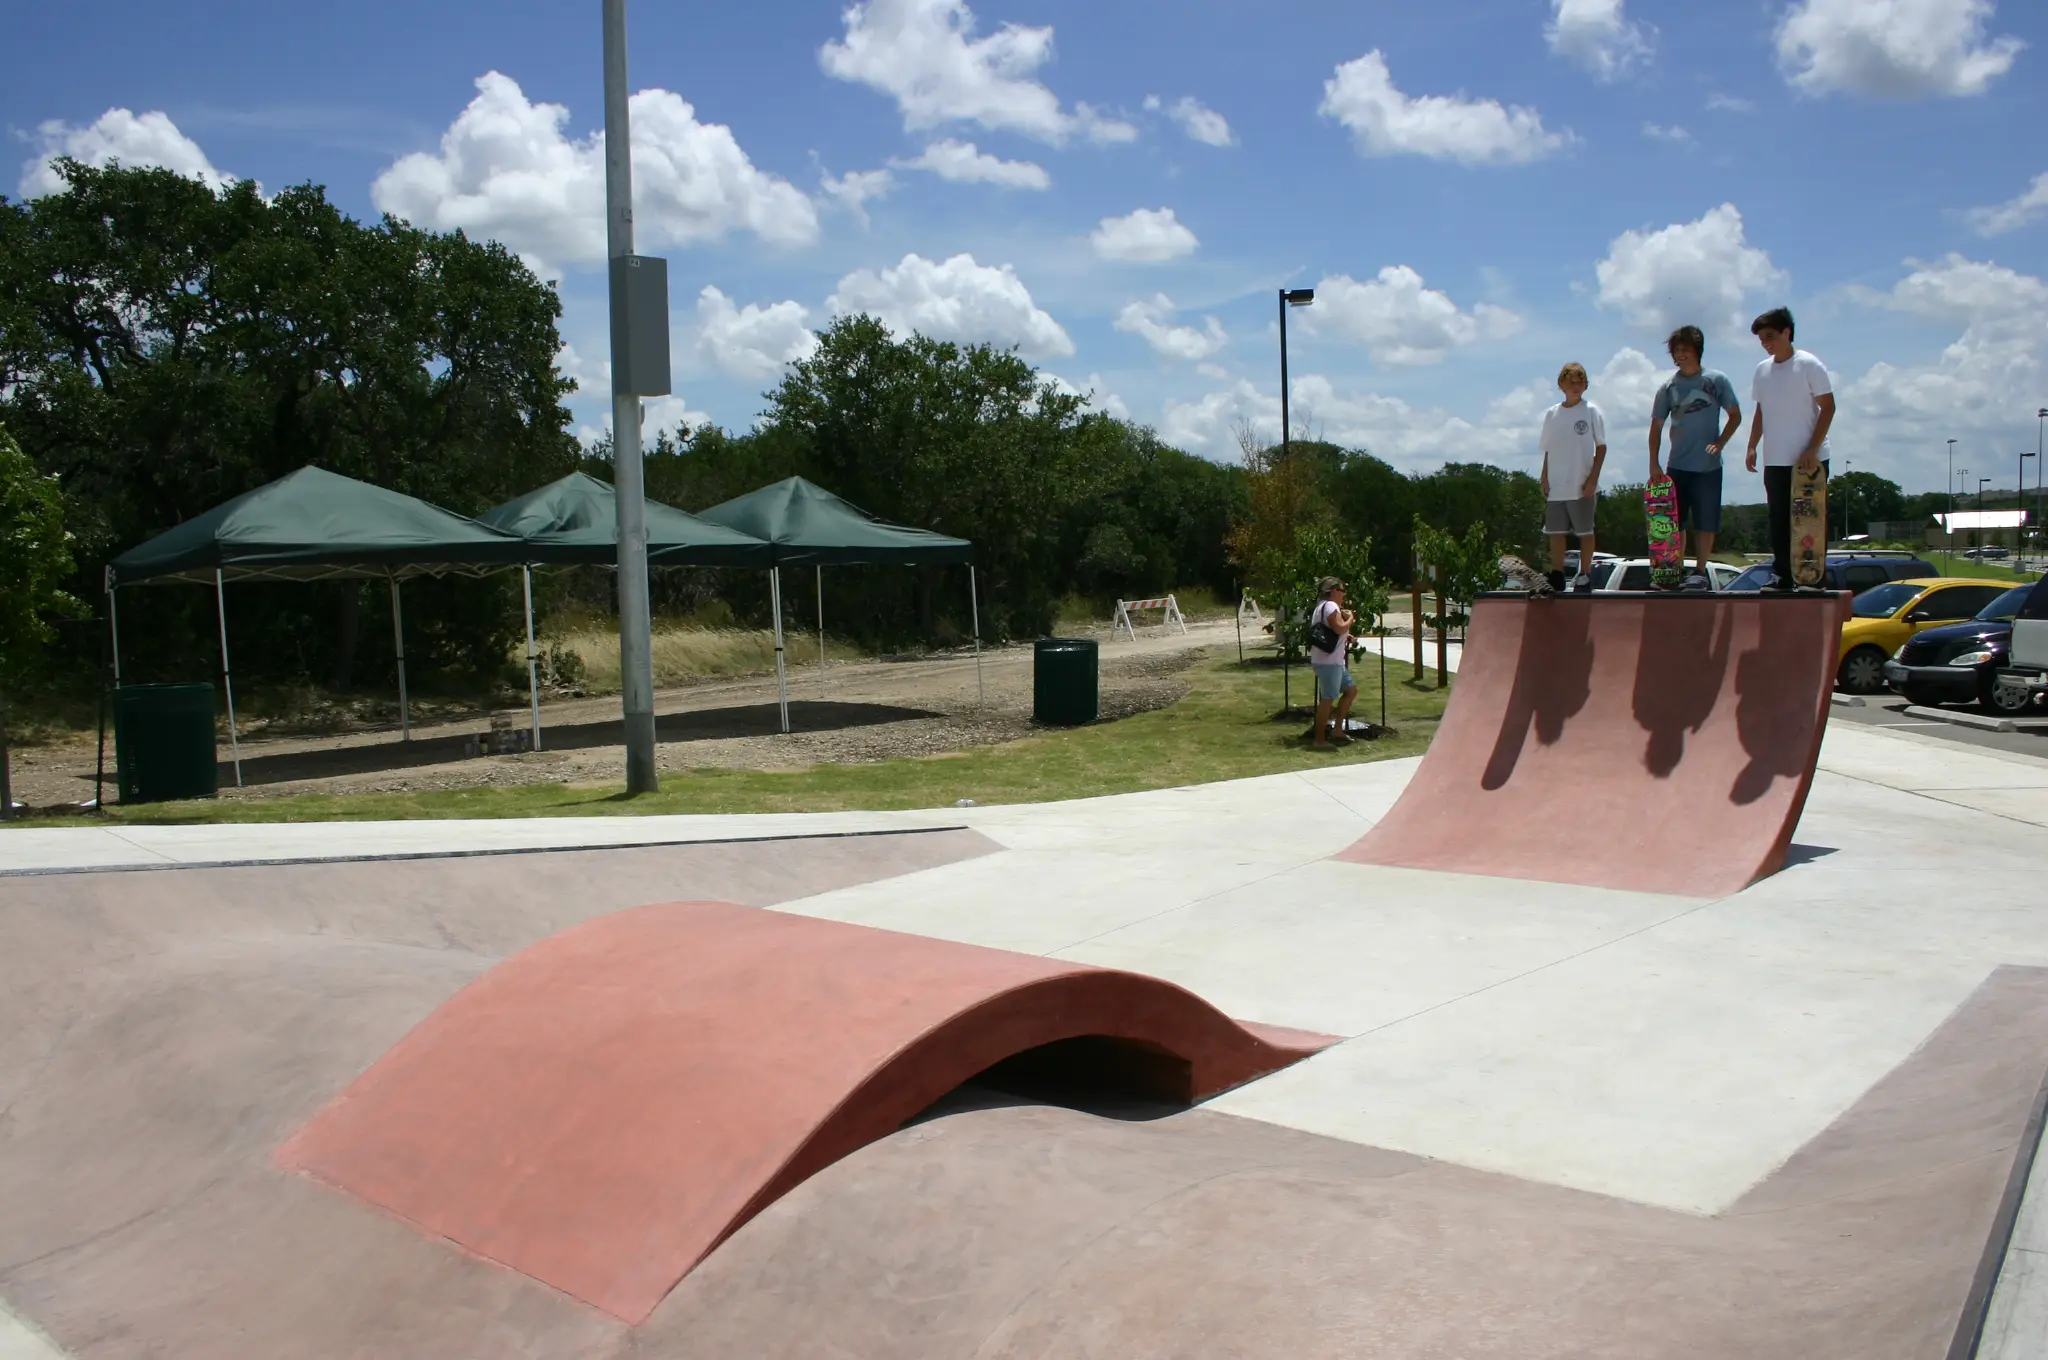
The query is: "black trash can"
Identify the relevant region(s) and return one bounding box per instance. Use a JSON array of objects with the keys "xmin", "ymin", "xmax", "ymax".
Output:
[
  {"xmin": 115, "ymin": 683, "xmax": 220, "ymax": 803},
  {"xmin": 1033, "ymin": 637, "xmax": 1099, "ymax": 726}
]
